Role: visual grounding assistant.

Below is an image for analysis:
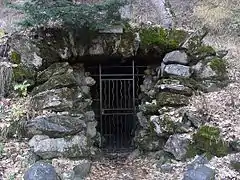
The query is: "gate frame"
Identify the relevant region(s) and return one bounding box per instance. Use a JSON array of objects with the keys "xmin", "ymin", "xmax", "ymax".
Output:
[{"xmin": 87, "ymin": 60, "xmax": 146, "ymax": 152}]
